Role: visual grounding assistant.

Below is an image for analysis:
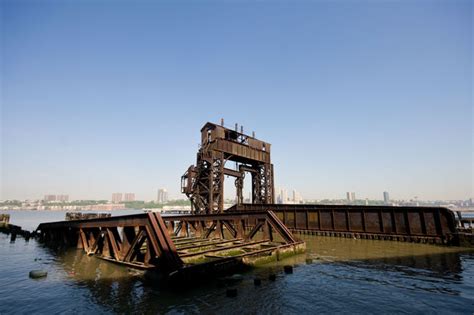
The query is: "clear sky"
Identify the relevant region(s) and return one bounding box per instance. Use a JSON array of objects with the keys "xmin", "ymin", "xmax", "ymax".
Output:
[{"xmin": 1, "ymin": 0, "xmax": 472, "ymax": 201}]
